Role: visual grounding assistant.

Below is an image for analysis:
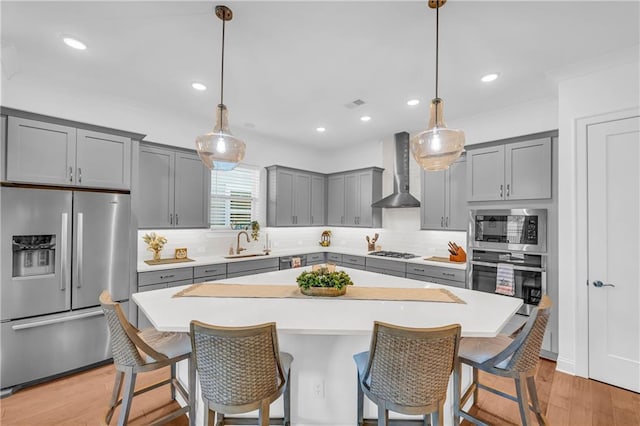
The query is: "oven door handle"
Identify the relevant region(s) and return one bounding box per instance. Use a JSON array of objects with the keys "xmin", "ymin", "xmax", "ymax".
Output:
[{"xmin": 471, "ymin": 260, "xmax": 546, "ymax": 273}]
